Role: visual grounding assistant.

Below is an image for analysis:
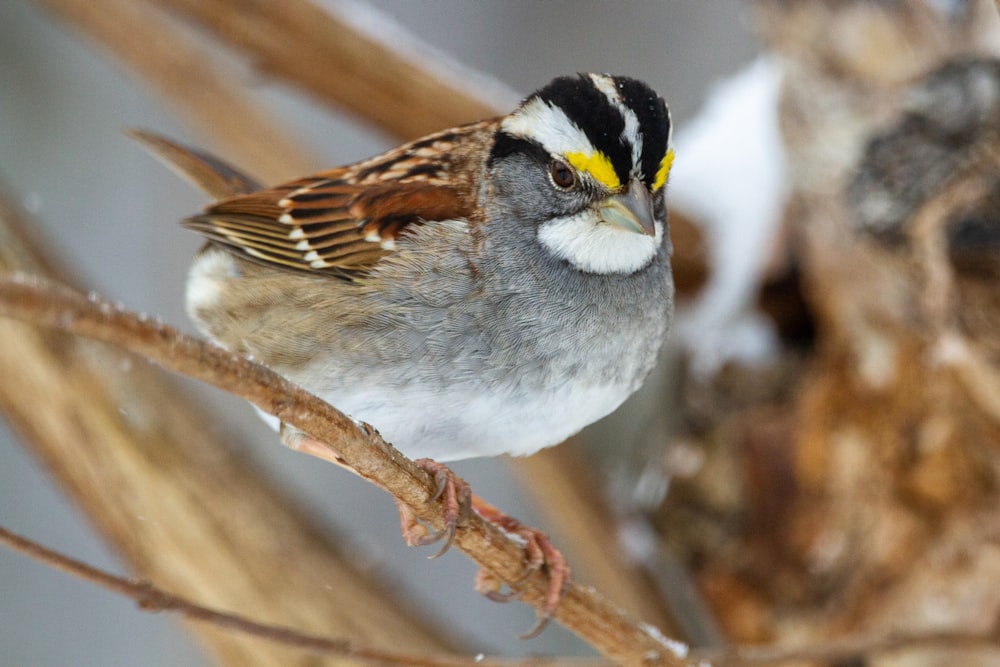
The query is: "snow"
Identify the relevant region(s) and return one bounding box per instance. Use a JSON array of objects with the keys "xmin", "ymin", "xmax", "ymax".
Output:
[{"xmin": 669, "ymin": 56, "xmax": 788, "ymax": 375}]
